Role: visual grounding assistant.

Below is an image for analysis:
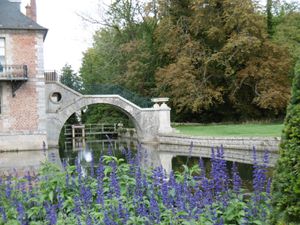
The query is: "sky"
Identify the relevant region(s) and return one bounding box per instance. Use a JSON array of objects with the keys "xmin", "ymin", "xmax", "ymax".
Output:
[
  {"xmin": 21, "ymin": 0, "xmax": 110, "ymax": 73},
  {"xmin": 19, "ymin": 0, "xmax": 296, "ymax": 73}
]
